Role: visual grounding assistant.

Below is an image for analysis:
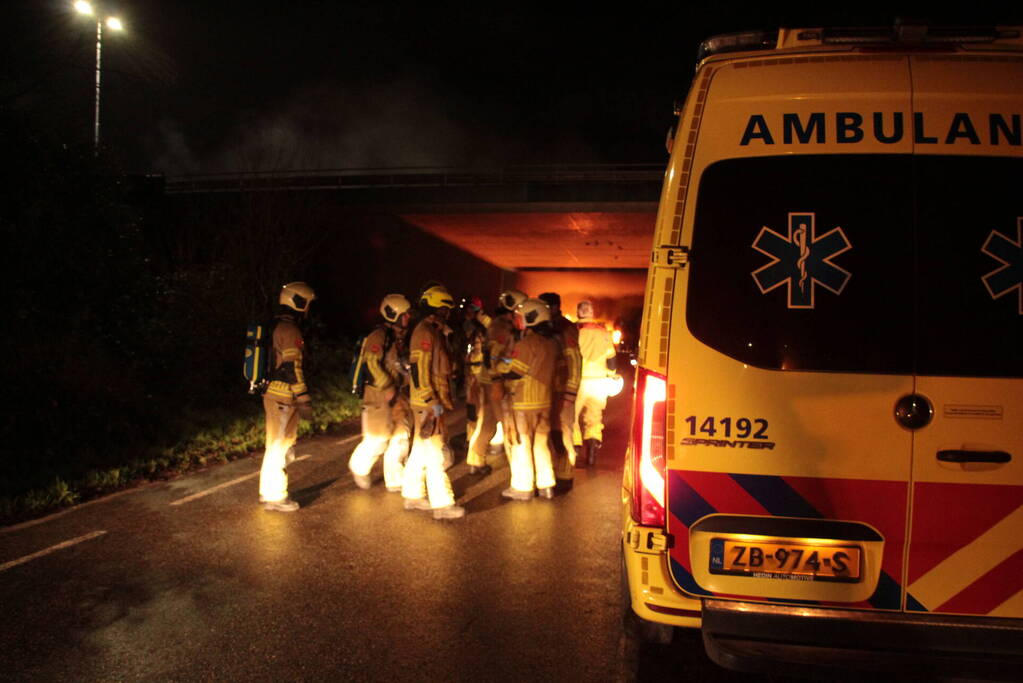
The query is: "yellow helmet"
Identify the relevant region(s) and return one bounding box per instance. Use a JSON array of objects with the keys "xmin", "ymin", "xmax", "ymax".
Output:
[
  {"xmin": 420, "ymin": 284, "xmax": 455, "ymax": 309},
  {"xmin": 380, "ymin": 293, "xmax": 411, "ymax": 323},
  {"xmin": 515, "ymin": 298, "xmax": 551, "ymax": 328},
  {"xmin": 280, "ymin": 282, "xmax": 316, "ymax": 313},
  {"xmin": 499, "ymin": 288, "xmax": 527, "ymax": 312}
]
